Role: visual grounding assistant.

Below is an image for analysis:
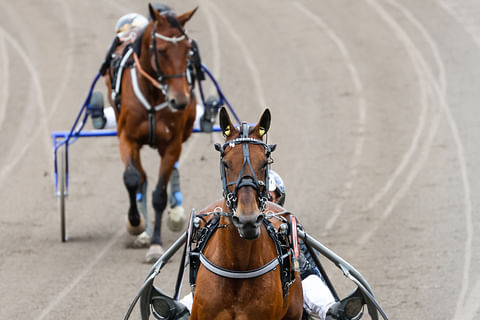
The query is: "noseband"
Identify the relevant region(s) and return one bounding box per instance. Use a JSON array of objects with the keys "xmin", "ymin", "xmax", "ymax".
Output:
[{"xmin": 215, "ymin": 122, "xmax": 276, "ymax": 212}]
